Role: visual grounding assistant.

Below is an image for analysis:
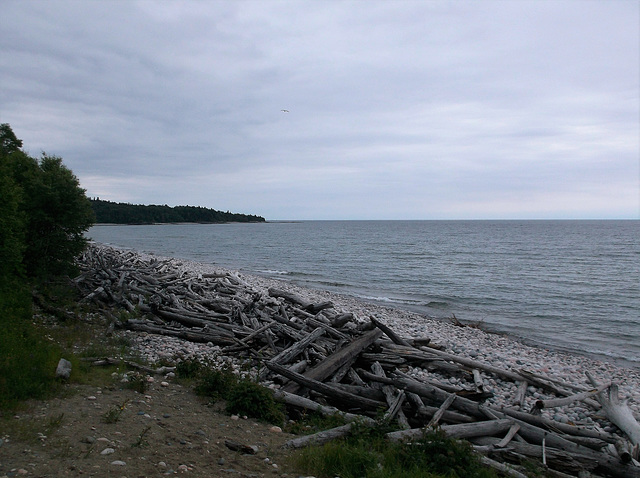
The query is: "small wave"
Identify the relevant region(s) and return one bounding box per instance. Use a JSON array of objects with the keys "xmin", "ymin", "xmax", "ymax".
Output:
[
  {"xmin": 316, "ymin": 280, "xmax": 353, "ymax": 288},
  {"xmin": 426, "ymin": 301, "xmax": 449, "ymax": 309},
  {"xmin": 355, "ymin": 294, "xmax": 423, "ymax": 306},
  {"xmin": 257, "ymin": 269, "xmax": 290, "ymax": 275}
]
